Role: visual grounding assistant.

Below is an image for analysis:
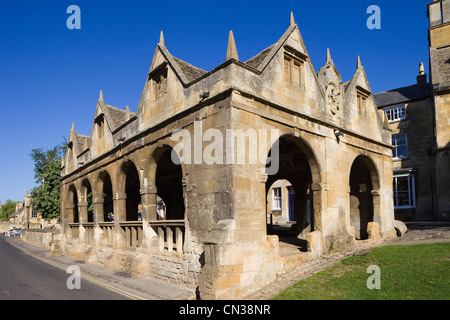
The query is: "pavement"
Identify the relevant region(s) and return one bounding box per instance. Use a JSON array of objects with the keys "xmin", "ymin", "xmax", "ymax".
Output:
[
  {"xmin": 4, "ymin": 236, "xmax": 196, "ymax": 300},
  {"xmin": 4, "ymin": 221, "xmax": 450, "ymax": 300}
]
